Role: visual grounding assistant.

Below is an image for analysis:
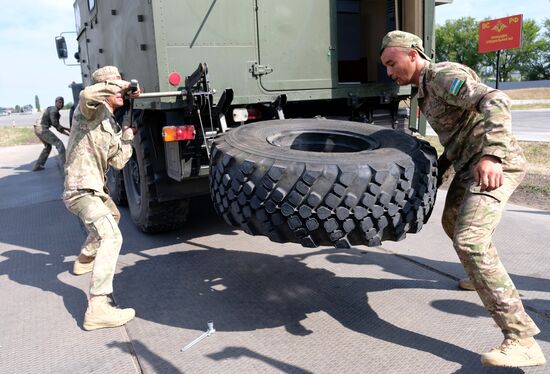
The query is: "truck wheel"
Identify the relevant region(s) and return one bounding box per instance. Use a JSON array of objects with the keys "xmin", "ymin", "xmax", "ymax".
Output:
[
  {"xmin": 106, "ymin": 168, "xmax": 127, "ymax": 206},
  {"xmin": 210, "ymin": 119, "xmax": 438, "ymax": 248},
  {"xmin": 123, "ymin": 126, "xmax": 189, "ymax": 233},
  {"xmin": 69, "ymin": 105, "xmax": 75, "ymax": 128}
]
